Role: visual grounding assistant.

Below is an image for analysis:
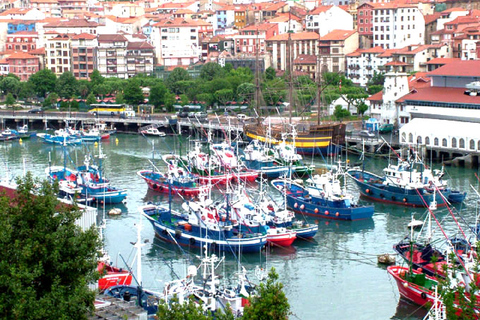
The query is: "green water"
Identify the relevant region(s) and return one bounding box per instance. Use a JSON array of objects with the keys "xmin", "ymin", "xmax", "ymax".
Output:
[{"xmin": 1, "ymin": 134, "xmax": 478, "ymax": 320}]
